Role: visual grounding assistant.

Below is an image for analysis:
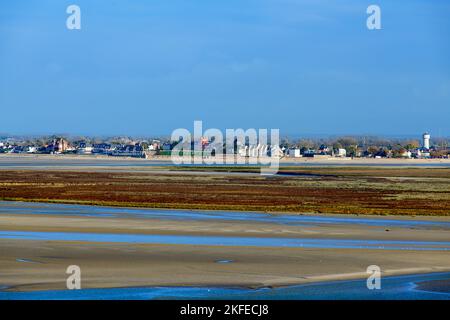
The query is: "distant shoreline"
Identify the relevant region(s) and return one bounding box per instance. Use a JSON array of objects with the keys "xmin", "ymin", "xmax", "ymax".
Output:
[{"xmin": 1, "ymin": 153, "xmax": 450, "ymax": 166}]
